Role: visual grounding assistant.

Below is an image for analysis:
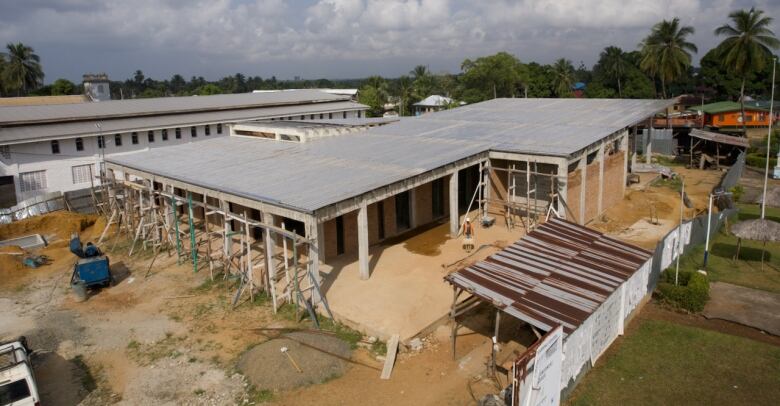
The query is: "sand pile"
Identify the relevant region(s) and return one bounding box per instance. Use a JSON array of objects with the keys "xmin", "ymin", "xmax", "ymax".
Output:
[
  {"xmin": 0, "ymin": 211, "xmax": 98, "ymax": 240},
  {"xmin": 0, "ymin": 245, "xmax": 26, "ymax": 271},
  {"xmin": 237, "ymin": 331, "xmax": 351, "ymax": 391}
]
